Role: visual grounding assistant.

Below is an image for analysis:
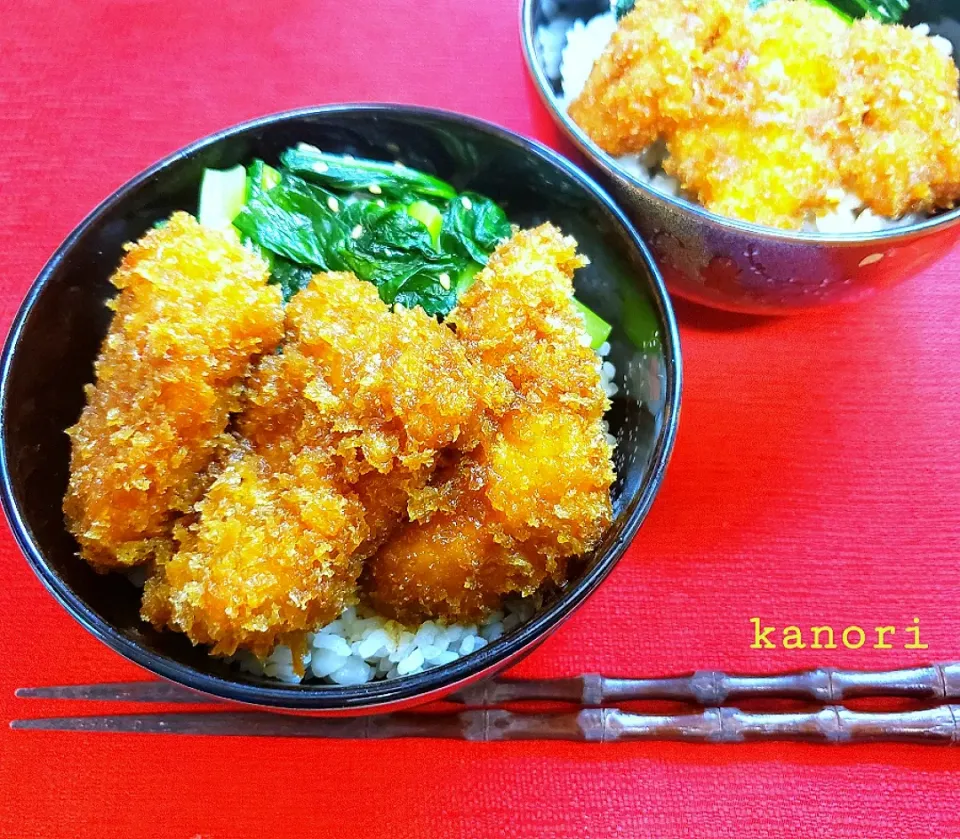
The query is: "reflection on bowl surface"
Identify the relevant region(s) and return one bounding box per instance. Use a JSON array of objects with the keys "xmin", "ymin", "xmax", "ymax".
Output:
[
  {"xmin": 0, "ymin": 105, "xmax": 680, "ymax": 714},
  {"xmin": 522, "ymin": 0, "xmax": 960, "ymax": 313}
]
